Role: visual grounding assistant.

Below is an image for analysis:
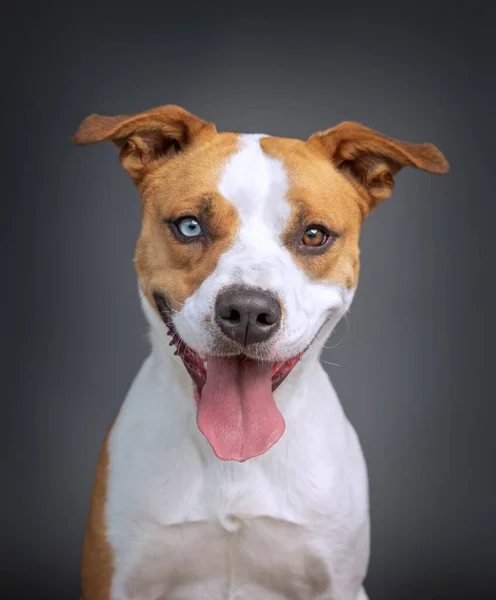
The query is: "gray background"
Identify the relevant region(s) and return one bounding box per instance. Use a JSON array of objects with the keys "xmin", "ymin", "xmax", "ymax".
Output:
[{"xmin": 2, "ymin": 2, "xmax": 495, "ymax": 599}]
